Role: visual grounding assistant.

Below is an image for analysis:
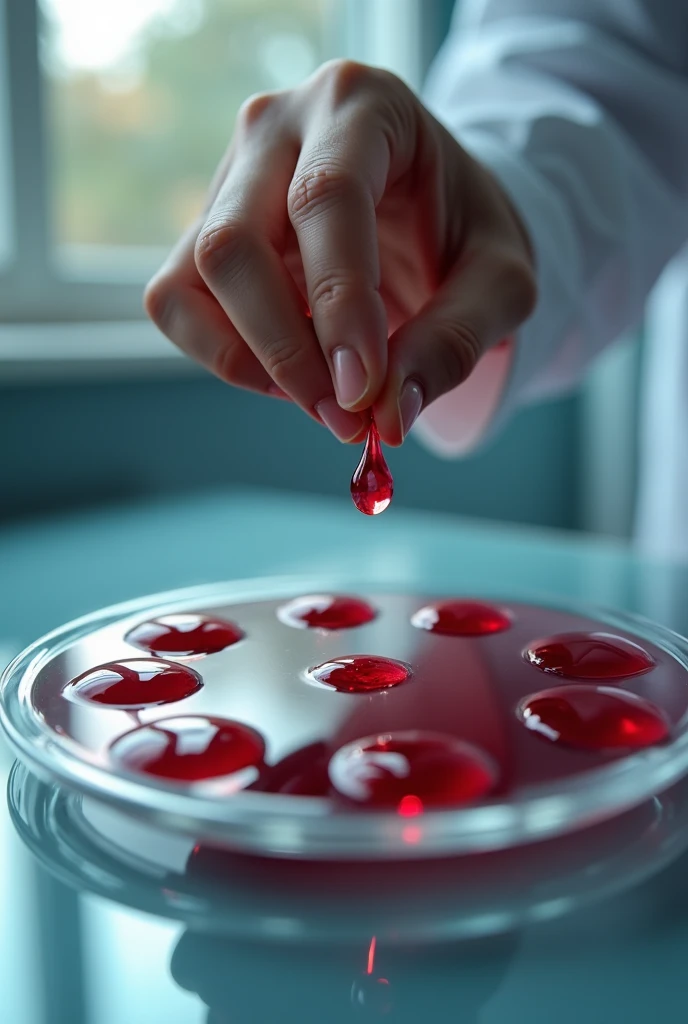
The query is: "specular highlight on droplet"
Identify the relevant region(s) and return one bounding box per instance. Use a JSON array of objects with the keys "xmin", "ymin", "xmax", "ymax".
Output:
[{"xmin": 351, "ymin": 418, "xmax": 393, "ymax": 515}]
